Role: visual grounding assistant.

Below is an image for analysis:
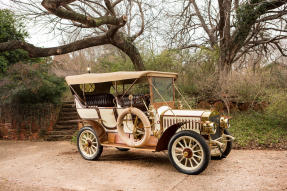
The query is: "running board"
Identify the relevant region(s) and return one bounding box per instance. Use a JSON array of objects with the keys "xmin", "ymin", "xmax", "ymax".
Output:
[{"xmin": 101, "ymin": 142, "xmax": 156, "ymax": 152}]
